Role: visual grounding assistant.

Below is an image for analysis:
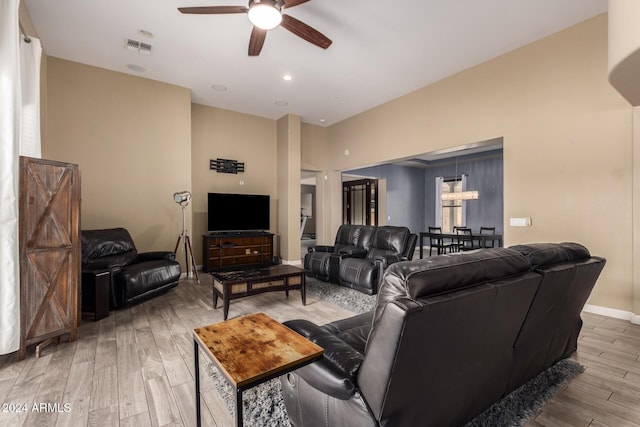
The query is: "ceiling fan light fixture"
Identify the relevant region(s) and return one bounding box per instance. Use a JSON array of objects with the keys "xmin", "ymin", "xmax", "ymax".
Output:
[{"xmin": 248, "ymin": 1, "xmax": 282, "ymax": 30}]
